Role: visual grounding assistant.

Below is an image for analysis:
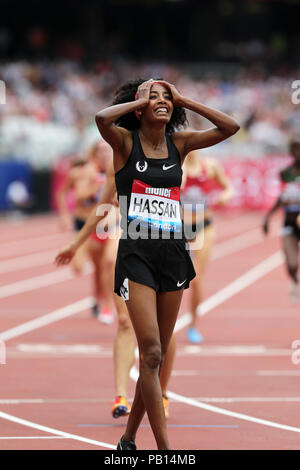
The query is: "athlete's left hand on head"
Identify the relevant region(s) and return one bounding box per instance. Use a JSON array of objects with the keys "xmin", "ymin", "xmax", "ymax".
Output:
[
  {"xmin": 156, "ymin": 80, "xmax": 185, "ymax": 107},
  {"xmin": 297, "ymin": 213, "xmax": 300, "ymax": 229}
]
